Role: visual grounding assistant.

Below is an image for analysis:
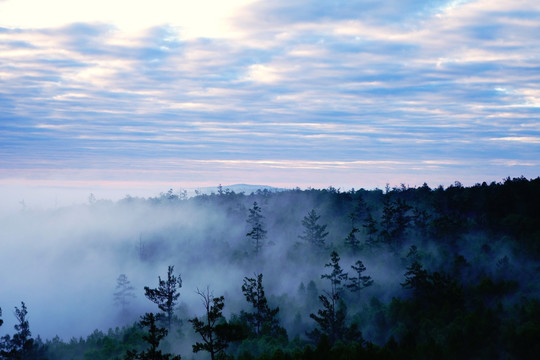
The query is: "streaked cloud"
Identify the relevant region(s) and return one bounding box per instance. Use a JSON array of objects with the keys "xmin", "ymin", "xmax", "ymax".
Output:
[{"xmin": 0, "ymin": 0, "xmax": 539, "ymax": 198}]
